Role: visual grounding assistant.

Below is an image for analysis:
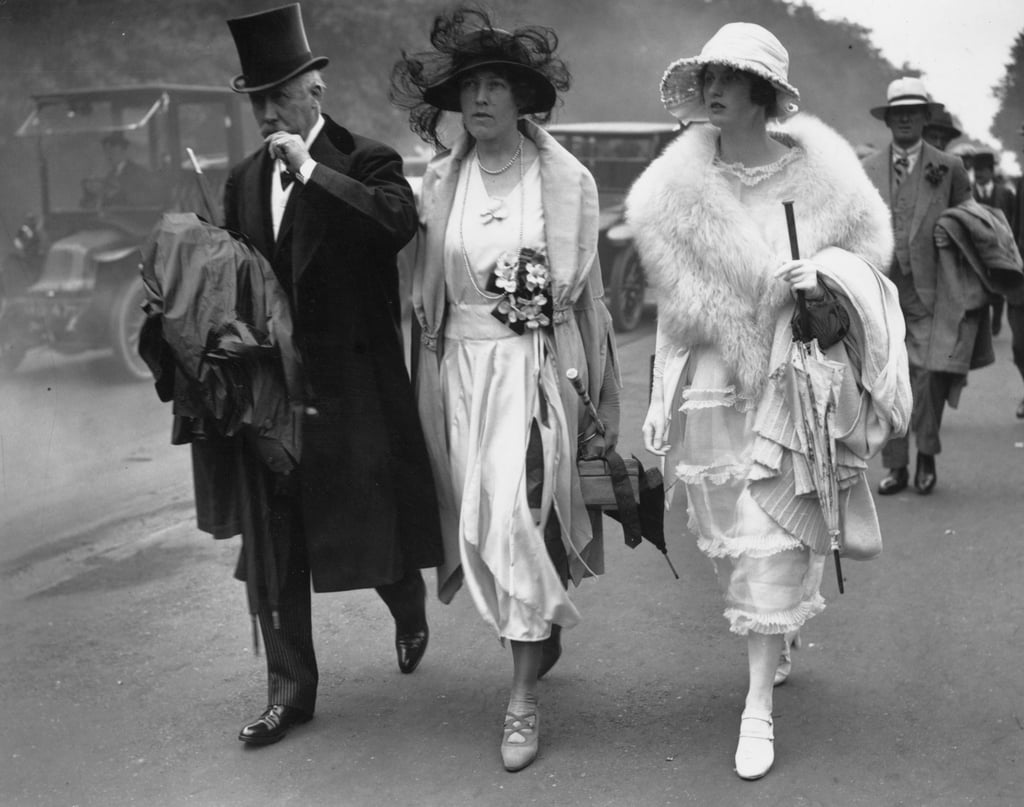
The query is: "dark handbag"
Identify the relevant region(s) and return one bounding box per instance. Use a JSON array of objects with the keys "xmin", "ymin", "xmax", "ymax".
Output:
[
  {"xmin": 578, "ymin": 450, "xmax": 640, "ymax": 509},
  {"xmin": 579, "ymin": 450, "xmax": 678, "ymax": 578}
]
